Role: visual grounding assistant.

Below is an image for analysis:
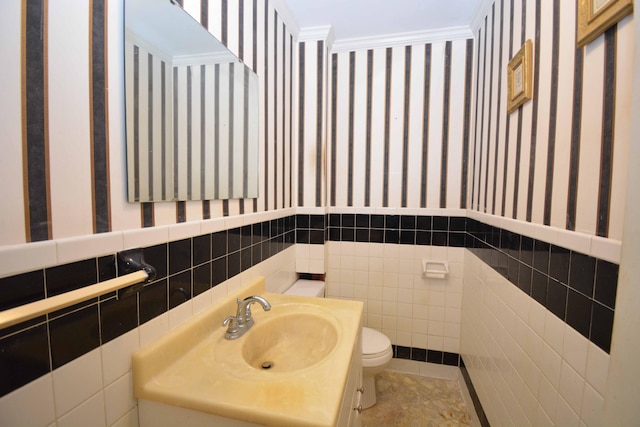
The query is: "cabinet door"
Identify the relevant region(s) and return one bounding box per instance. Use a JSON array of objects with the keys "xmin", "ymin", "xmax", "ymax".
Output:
[
  {"xmin": 349, "ymin": 370, "xmax": 363, "ymax": 427},
  {"xmin": 337, "ymin": 331, "xmax": 363, "ymax": 426}
]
